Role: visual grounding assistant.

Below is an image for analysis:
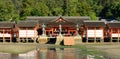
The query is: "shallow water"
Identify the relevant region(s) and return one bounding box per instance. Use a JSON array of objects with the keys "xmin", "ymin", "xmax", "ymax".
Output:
[{"xmin": 0, "ymin": 48, "xmax": 104, "ymax": 59}]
